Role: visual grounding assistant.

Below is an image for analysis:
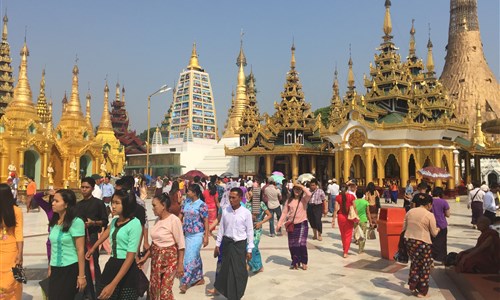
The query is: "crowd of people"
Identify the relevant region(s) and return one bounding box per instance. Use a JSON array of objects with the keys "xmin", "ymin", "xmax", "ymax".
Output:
[{"xmin": 0, "ymin": 172, "xmax": 499, "ymax": 300}]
